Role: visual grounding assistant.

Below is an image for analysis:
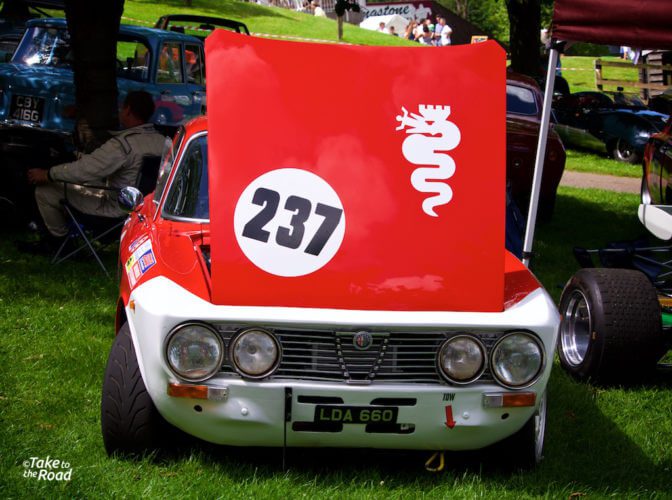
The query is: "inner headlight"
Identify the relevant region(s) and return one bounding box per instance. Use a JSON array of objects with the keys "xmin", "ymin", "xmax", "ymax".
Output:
[
  {"xmin": 166, "ymin": 323, "xmax": 223, "ymax": 382},
  {"xmin": 230, "ymin": 328, "xmax": 280, "ymax": 378},
  {"xmin": 491, "ymin": 332, "xmax": 544, "ymax": 388},
  {"xmin": 438, "ymin": 335, "xmax": 485, "ymax": 384}
]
